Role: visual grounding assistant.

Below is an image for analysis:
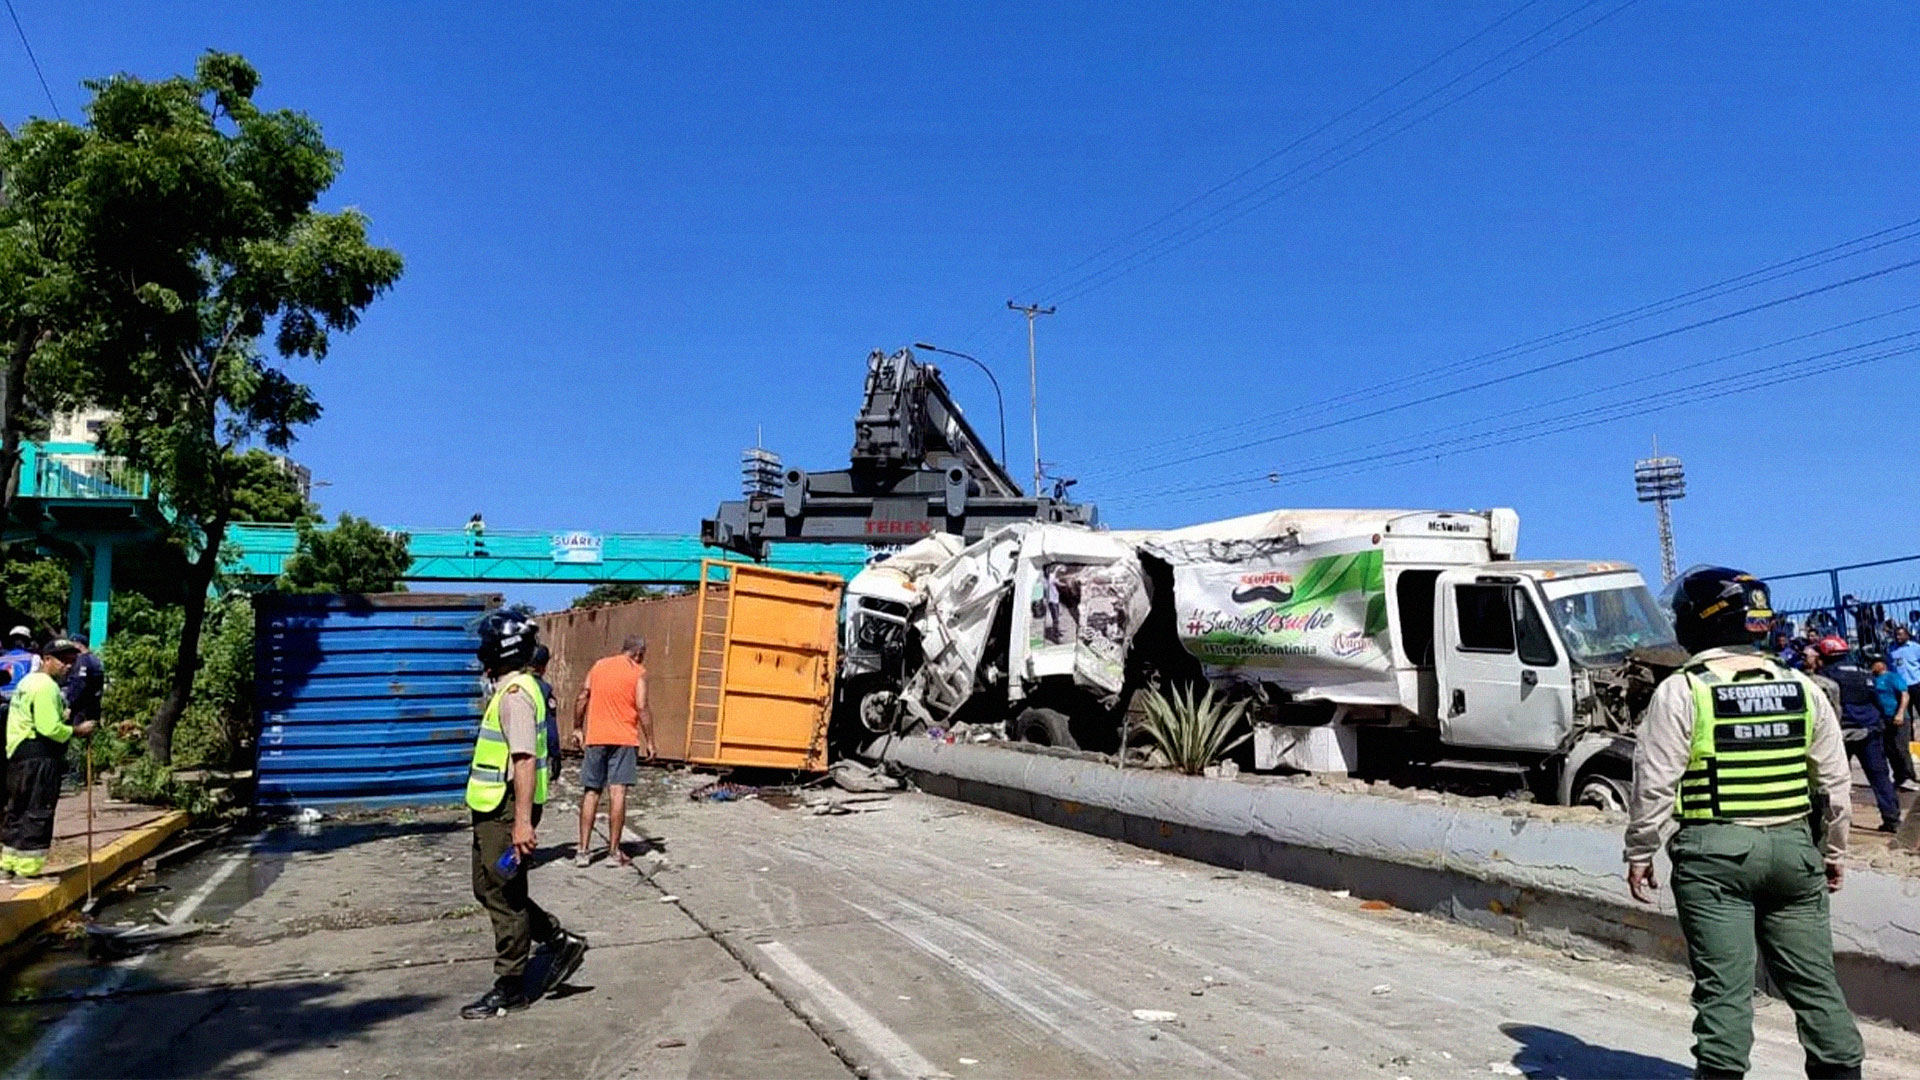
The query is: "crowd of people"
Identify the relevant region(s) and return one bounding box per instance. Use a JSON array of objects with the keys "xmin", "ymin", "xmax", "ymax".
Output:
[
  {"xmin": 0, "ymin": 625, "xmax": 105, "ymax": 877},
  {"xmin": 1767, "ymin": 620, "xmax": 1920, "ymax": 834}
]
